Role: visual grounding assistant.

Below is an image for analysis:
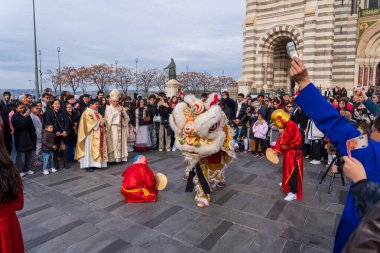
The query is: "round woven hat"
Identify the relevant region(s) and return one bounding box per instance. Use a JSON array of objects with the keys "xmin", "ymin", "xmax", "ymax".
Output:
[
  {"xmin": 155, "ymin": 173, "xmax": 168, "ymax": 191},
  {"xmin": 266, "ymin": 148, "xmax": 279, "ymax": 164}
]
